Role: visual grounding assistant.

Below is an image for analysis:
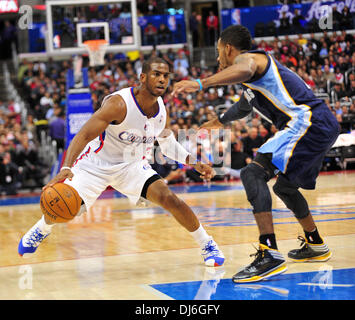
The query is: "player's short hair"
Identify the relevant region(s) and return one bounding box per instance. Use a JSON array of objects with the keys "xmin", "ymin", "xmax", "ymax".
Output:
[
  {"xmin": 142, "ymin": 57, "xmax": 170, "ymax": 74},
  {"xmin": 219, "ymin": 25, "xmax": 252, "ymax": 51}
]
